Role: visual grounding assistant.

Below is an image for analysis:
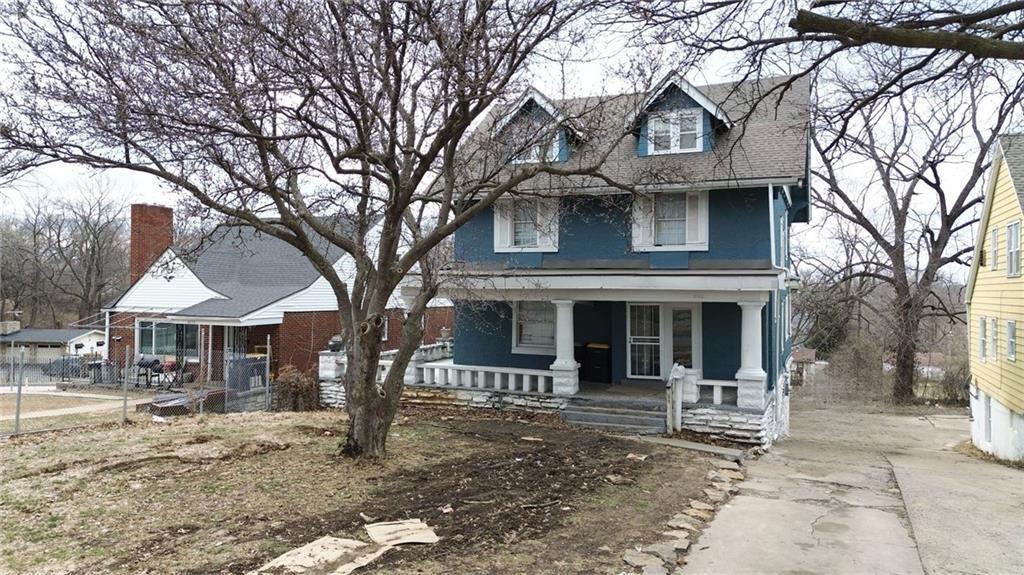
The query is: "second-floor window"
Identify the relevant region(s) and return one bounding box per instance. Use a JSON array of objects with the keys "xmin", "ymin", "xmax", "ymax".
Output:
[
  {"xmin": 493, "ymin": 197, "xmax": 559, "ymax": 253},
  {"xmin": 980, "ymin": 316, "xmax": 987, "ymax": 360},
  {"xmin": 647, "ymin": 109, "xmax": 702, "ymax": 154},
  {"xmin": 513, "ymin": 199, "xmax": 539, "ymax": 247},
  {"xmin": 1007, "ymin": 221, "xmax": 1020, "ymax": 277},
  {"xmin": 632, "ymin": 190, "xmax": 708, "ymax": 252},
  {"xmin": 991, "ymin": 316, "xmax": 998, "ymax": 361}
]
